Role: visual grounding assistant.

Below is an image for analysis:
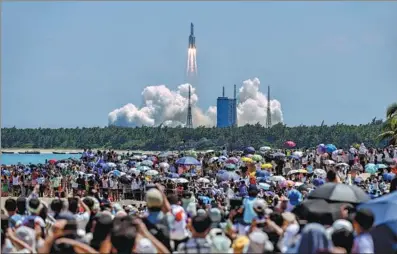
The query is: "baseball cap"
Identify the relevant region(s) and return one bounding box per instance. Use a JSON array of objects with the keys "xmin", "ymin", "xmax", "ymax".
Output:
[
  {"xmin": 145, "ymin": 188, "xmax": 163, "ymax": 208},
  {"xmin": 245, "ymin": 230, "xmax": 274, "ymax": 253},
  {"xmin": 253, "ymin": 199, "xmax": 268, "ymax": 213},
  {"xmin": 326, "ymin": 219, "xmax": 353, "ymax": 236}
]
